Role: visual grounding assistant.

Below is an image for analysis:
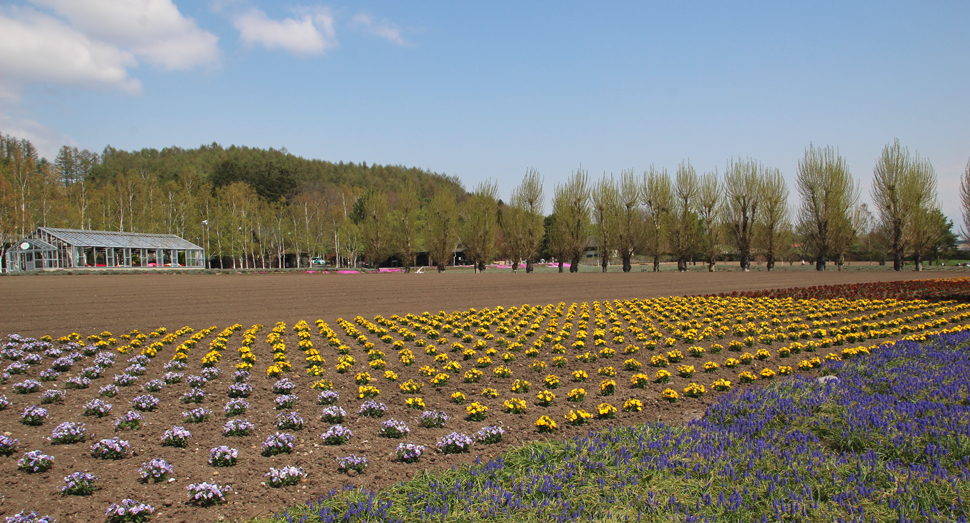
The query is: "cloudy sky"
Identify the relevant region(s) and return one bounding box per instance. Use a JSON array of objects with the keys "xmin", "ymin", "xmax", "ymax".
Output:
[{"xmin": 1, "ymin": 1, "xmax": 968, "ymax": 222}]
